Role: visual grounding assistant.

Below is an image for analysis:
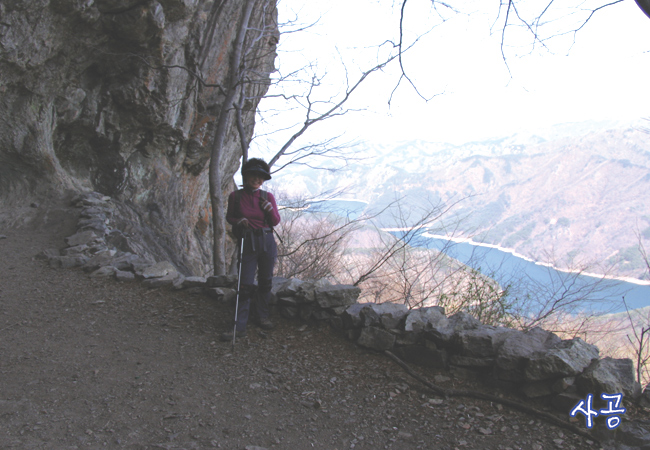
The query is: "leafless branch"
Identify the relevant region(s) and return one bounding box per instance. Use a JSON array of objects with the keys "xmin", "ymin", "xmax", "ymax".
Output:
[{"xmin": 267, "ymin": 53, "xmax": 399, "ymax": 168}]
